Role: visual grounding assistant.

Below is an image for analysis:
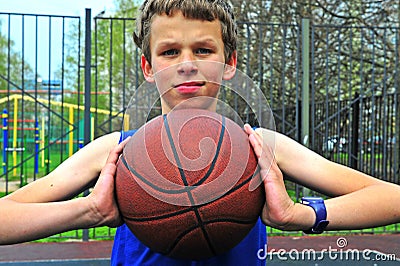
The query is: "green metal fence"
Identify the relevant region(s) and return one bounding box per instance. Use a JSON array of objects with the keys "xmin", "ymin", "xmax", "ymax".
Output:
[{"xmin": 0, "ymin": 10, "xmax": 399, "ymax": 241}]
